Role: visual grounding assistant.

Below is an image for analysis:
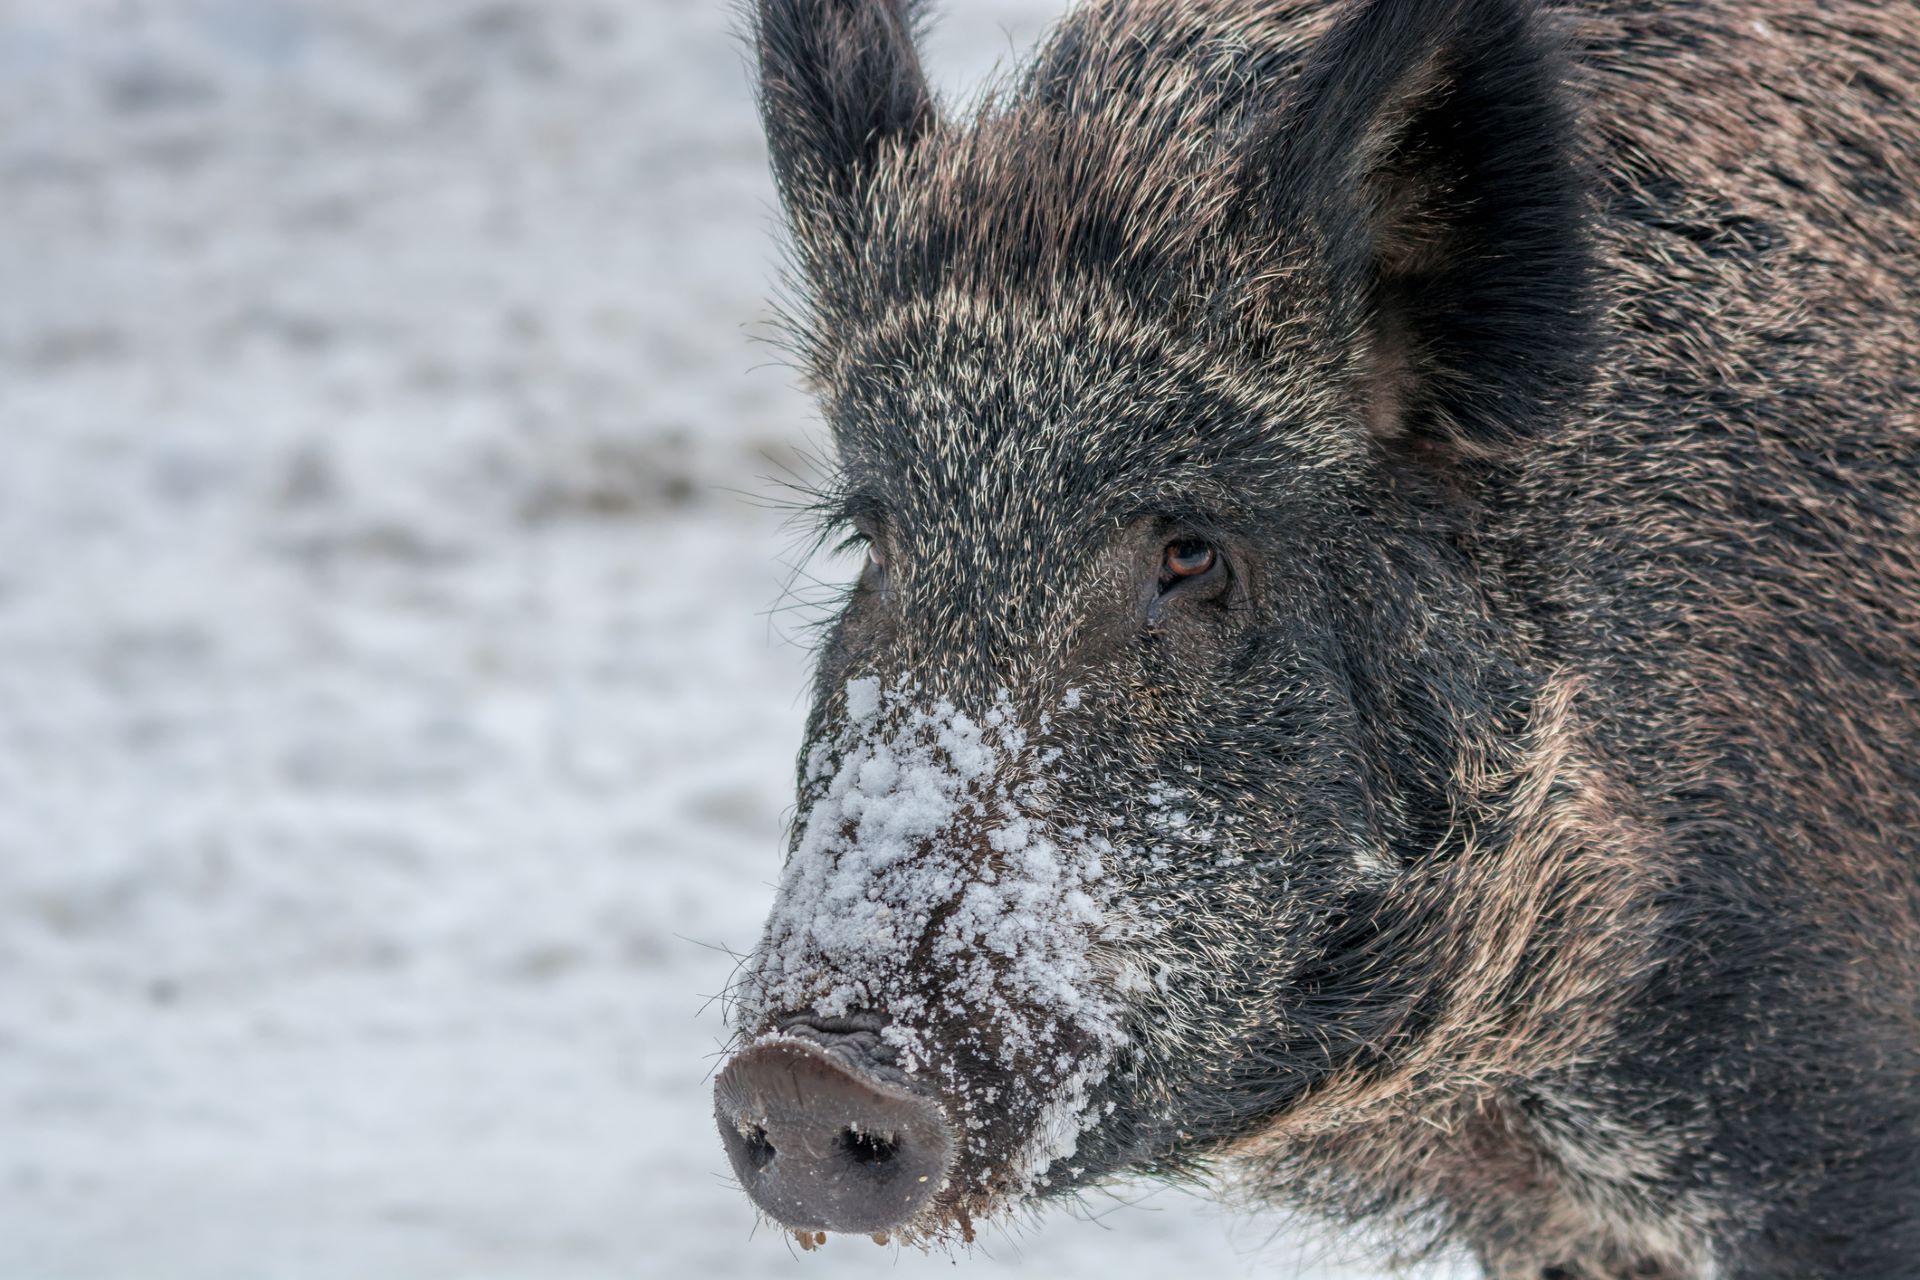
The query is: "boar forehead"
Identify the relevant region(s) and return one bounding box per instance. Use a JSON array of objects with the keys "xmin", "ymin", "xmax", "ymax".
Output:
[{"xmin": 820, "ymin": 301, "xmax": 1353, "ymax": 622}]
